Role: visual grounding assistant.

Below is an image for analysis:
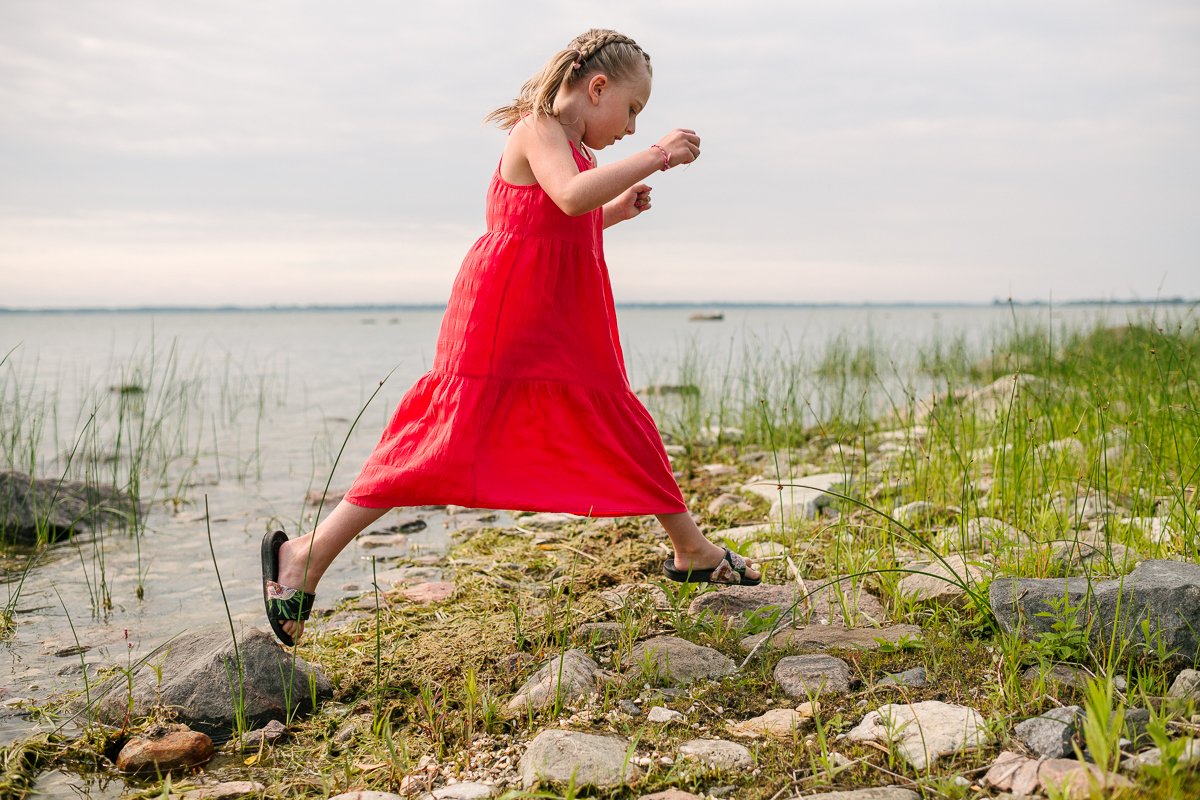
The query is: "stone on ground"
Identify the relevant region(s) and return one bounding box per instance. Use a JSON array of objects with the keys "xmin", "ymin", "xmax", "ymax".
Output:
[
  {"xmin": 1167, "ymin": 668, "xmax": 1200, "ymax": 701},
  {"xmin": 646, "ymin": 706, "xmax": 685, "ymax": 724},
  {"xmin": 990, "ymin": 559, "xmax": 1200, "ymax": 665},
  {"xmin": 93, "ymin": 625, "xmax": 331, "ymax": 737},
  {"xmin": 626, "ymin": 636, "xmax": 735, "ymax": 685},
  {"xmin": 741, "ymin": 471, "xmax": 849, "ymax": 522},
  {"xmin": 846, "ymin": 701, "xmax": 988, "ymax": 770},
  {"xmin": 876, "ymin": 666, "xmax": 927, "ymax": 688},
  {"xmin": 599, "ymin": 583, "xmax": 671, "ymax": 611},
  {"xmin": 690, "ymin": 579, "xmax": 884, "ymax": 627},
  {"xmin": 1013, "ymin": 705, "xmax": 1083, "ymax": 759},
  {"xmin": 180, "ymin": 783, "xmax": 266, "ymax": 800},
  {"xmin": 574, "ymin": 622, "xmax": 624, "ymax": 645},
  {"xmin": 710, "ymin": 523, "xmax": 775, "ymax": 544},
  {"xmin": 773, "ymin": 654, "xmax": 852, "ymax": 698},
  {"xmin": 116, "ymin": 727, "xmax": 214, "ymax": 774},
  {"xmin": 517, "ymin": 512, "xmax": 583, "ymax": 530},
  {"xmin": 797, "ymin": 790, "xmax": 919, "ymax": 800},
  {"xmin": 1121, "ymin": 739, "xmax": 1200, "ymax": 771},
  {"xmin": 726, "ymin": 707, "xmax": 813, "ymax": 739},
  {"xmin": 638, "ymin": 790, "xmax": 702, "ymax": 800},
  {"xmin": 400, "ymin": 581, "xmax": 455, "ymax": 604},
  {"xmin": 740, "ymin": 623, "xmax": 922, "ymax": 653},
  {"xmin": 431, "ymin": 782, "xmax": 499, "ymax": 800},
  {"xmin": 677, "ymin": 738, "xmax": 753, "ymax": 771},
  {"xmin": 508, "ymin": 649, "xmax": 599, "ymax": 712},
  {"xmin": 330, "ymin": 793, "xmax": 405, "ymax": 800},
  {"xmin": 519, "ymin": 730, "xmax": 639, "ymax": 788},
  {"xmin": 235, "ymin": 719, "xmax": 287, "ymax": 748},
  {"xmin": 896, "ymin": 554, "xmax": 987, "ymax": 610}
]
